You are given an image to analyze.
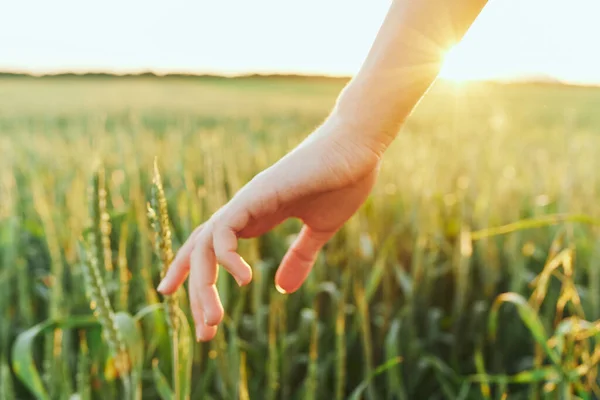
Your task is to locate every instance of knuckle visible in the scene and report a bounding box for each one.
[206,308,224,326]
[211,227,229,255]
[290,246,314,265]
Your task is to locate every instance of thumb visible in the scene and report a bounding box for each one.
[275,225,334,294]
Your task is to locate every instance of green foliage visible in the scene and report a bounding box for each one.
[3,76,600,398]
[11,317,99,400]
[152,359,174,400]
[1,358,16,400]
[148,161,194,400]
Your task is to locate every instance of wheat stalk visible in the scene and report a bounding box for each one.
[117,221,130,311]
[81,166,131,396]
[148,159,181,398]
[98,167,114,273]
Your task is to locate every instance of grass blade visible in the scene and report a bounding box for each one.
[152,359,175,400]
[11,317,98,400]
[1,358,16,400]
[489,293,561,367]
[348,357,403,400]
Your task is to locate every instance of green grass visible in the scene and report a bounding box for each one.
[2,75,600,399]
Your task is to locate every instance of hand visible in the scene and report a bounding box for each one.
[156,0,486,342]
[157,114,383,341]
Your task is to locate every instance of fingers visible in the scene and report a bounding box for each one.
[275,226,334,294]
[213,226,253,287]
[191,234,224,327]
[157,197,260,339]
[195,309,218,341]
[189,267,217,341]
[157,224,203,294]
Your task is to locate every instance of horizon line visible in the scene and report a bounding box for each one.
[1,69,599,89]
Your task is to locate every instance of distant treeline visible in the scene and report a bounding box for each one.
[0,71,351,82]
[1,71,597,89]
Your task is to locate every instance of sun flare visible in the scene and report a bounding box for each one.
[439,44,479,83]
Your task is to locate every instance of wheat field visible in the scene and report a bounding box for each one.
[2,75,600,399]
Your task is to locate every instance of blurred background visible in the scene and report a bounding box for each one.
[3,1,600,399]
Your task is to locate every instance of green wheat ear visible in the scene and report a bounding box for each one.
[148,158,193,400]
[98,166,114,273]
[148,158,179,330]
[149,159,175,280]
[81,165,131,394]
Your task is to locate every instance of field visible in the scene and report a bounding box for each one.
[2,75,600,399]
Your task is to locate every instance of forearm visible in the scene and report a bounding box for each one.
[334,0,487,148]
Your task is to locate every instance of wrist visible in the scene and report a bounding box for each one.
[328,80,401,153]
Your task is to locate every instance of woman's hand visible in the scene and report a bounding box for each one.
[157,114,383,341]
[157,0,487,341]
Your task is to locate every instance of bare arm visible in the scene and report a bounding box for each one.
[335,0,487,148]
[158,0,488,341]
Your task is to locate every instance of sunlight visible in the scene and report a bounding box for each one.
[439,44,479,83]
[2,0,600,84]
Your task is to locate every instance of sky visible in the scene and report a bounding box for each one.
[1,0,600,85]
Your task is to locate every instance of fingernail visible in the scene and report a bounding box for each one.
[275,283,287,294]
[157,280,168,293]
[235,277,243,287]
[204,315,209,325]
[195,327,202,342]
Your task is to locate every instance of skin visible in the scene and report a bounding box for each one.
[158,0,489,341]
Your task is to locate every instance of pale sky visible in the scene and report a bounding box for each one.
[1,0,600,84]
